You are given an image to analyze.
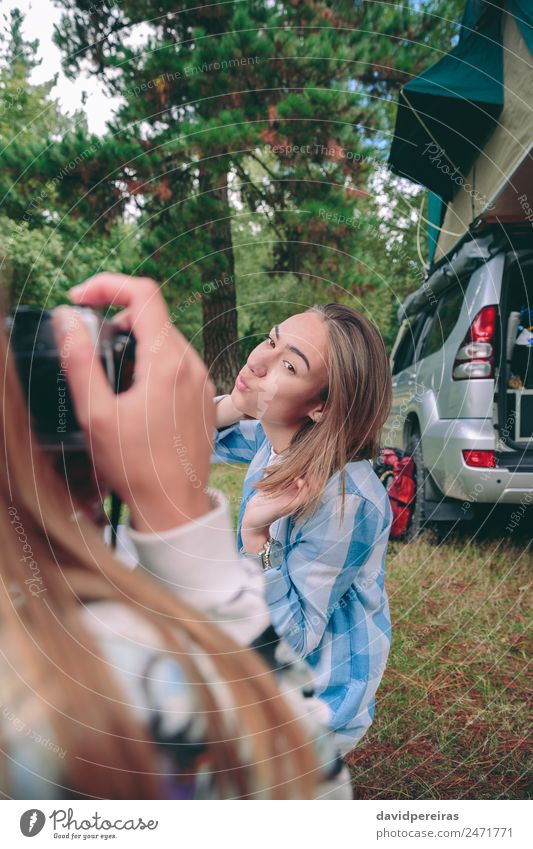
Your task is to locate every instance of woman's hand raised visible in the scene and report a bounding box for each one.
[53,273,214,533]
[241,478,310,554]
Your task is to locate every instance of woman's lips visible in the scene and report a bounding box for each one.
[235,372,249,391]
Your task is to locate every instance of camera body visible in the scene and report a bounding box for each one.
[6,305,135,451]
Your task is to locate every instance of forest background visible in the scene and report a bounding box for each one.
[0,0,465,392]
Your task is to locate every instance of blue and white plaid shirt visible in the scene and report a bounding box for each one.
[212,405,392,751]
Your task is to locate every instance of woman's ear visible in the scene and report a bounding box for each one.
[309,403,325,423]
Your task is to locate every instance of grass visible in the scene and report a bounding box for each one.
[209,462,532,800]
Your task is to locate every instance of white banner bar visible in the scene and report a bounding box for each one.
[2,799,530,848]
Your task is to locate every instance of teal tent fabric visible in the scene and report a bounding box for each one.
[509,0,533,53]
[388,1,504,200]
[427,192,444,266]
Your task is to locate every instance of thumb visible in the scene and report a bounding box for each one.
[53,307,114,430]
[289,478,306,504]
[294,477,312,503]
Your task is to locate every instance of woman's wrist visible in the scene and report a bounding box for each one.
[241,527,270,555]
[215,393,248,428]
[129,489,212,533]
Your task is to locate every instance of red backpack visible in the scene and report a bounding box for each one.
[374,448,416,539]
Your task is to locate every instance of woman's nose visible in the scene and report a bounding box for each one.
[247,360,266,377]
[247,353,267,379]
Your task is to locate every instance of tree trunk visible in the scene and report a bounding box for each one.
[0,261,15,311]
[198,167,241,394]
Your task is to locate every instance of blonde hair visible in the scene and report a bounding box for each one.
[0,322,317,799]
[254,303,392,523]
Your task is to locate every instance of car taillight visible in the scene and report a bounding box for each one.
[453,305,497,380]
[463,449,497,468]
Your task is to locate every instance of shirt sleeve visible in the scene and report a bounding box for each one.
[211,394,264,464]
[263,493,385,658]
[126,487,270,645]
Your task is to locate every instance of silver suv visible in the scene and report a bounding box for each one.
[383,230,533,537]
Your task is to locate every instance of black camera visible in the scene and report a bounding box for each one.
[6,305,135,451]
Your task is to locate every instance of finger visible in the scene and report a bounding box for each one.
[291,479,312,506]
[111,308,133,332]
[53,306,114,431]
[67,274,183,377]
[294,478,311,496]
[69,273,159,311]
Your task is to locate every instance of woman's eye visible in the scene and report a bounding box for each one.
[265,336,295,373]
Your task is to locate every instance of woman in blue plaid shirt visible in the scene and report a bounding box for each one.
[213,303,393,753]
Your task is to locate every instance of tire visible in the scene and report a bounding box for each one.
[405,431,427,541]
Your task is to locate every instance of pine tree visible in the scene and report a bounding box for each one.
[0,9,141,307]
[53,0,462,390]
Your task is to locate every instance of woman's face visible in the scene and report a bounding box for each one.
[230,311,329,426]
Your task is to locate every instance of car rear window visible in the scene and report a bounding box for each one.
[392,313,427,374]
[422,287,464,357]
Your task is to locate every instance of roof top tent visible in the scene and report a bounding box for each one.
[388,1,533,458]
[388,0,533,265]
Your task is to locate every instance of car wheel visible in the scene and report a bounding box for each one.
[405,431,427,541]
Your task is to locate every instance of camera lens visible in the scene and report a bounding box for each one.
[6,306,135,451]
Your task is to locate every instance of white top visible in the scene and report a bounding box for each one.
[126,488,270,645]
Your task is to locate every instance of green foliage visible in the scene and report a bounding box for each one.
[2,2,465,365]
[0,9,141,309]
[0,216,142,306]
[51,0,464,384]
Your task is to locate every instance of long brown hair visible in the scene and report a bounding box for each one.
[254,303,392,524]
[0,323,317,799]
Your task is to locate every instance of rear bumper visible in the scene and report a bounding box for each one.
[422,419,533,504]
